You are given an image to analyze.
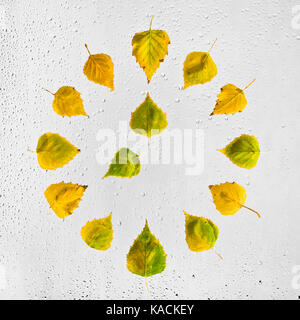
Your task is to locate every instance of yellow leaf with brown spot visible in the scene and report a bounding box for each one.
[211,79,256,115]
[44,86,87,117]
[44,182,87,219]
[83,44,114,91]
[81,213,113,250]
[36,133,80,170]
[132,17,170,83]
[209,182,261,218]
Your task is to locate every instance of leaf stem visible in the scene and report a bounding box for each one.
[213,248,223,260]
[46,207,51,215]
[27,149,35,153]
[149,16,154,30]
[241,204,261,218]
[85,43,91,56]
[243,78,256,91]
[42,88,54,95]
[145,277,150,294]
[208,38,218,53]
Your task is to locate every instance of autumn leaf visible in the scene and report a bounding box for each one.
[103,148,140,178]
[183,38,218,89]
[127,220,166,289]
[36,133,80,170]
[184,212,219,252]
[211,79,256,115]
[132,16,170,83]
[209,182,261,218]
[44,182,87,219]
[130,93,168,138]
[43,86,87,117]
[83,44,114,91]
[81,213,113,250]
[219,134,260,169]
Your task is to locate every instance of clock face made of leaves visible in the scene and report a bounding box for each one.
[30,17,261,291]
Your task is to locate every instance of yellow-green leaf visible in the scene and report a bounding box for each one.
[81,213,113,250]
[219,134,260,169]
[132,17,170,83]
[44,86,87,117]
[44,182,87,219]
[211,79,256,115]
[209,182,261,218]
[130,93,168,137]
[184,212,219,252]
[127,220,166,279]
[103,148,141,178]
[83,44,114,91]
[183,39,217,89]
[36,133,80,170]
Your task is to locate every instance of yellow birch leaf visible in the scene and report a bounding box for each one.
[211,79,256,115]
[184,212,219,252]
[183,39,218,89]
[209,182,261,218]
[132,16,170,83]
[44,86,87,117]
[127,220,167,289]
[83,44,114,91]
[130,93,168,137]
[81,213,113,250]
[36,133,80,170]
[44,182,87,219]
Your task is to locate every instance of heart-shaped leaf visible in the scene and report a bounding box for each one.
[44,182,87,219]
[81,213,113,250]
[209,182,261,218]
[83,44,114,91]
[36,133,80,170]
[219,134,260,169]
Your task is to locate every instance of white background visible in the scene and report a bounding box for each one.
[0,0,299,299]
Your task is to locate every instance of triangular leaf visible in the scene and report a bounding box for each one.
[209,182,260,218]
[127,220,166,279]
[36,133,80,170]
[130,93,168,137]
[219,134,260,169]
[183,39,217,89]
[83,44,114,91]
[211,79,256,115]
[44,182,87,219]
[184,212,219,252]
[44,86,87,117]
[81,213,113,250]
[103,148,141,178]
[132,17,170,83]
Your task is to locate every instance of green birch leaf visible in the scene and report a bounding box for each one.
[184,212,219,252]
[103,148,141,178]
[127,220,167,280]
[130,93,168,137]
[81,213,113,250]
[219,134,260,169]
